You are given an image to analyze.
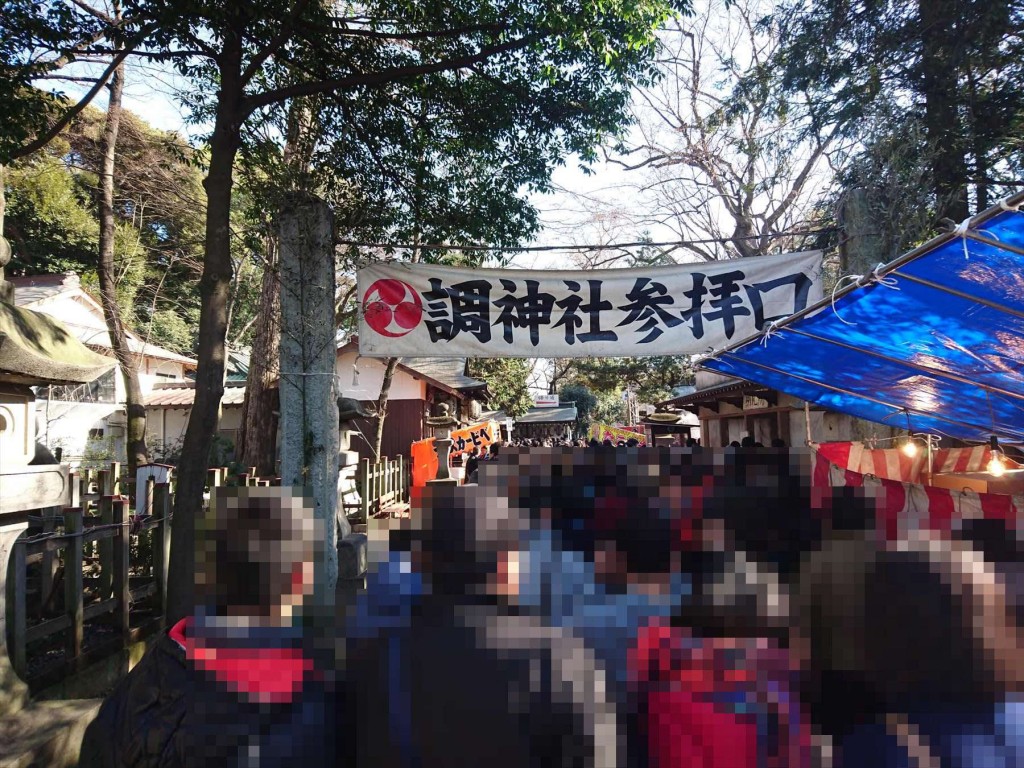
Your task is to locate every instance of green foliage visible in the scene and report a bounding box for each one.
[4,149,99,272]
[0,0,99,161]
[571,356,693,404]
[4,104,217,354]
[558,382,598,433]
[468,358,533,418]
[148,308,199,355]
[592,388,627,427]
[774,0,1024,215]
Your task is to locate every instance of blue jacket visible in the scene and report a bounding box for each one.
[840,697,1023,768]
[517,528,691,695]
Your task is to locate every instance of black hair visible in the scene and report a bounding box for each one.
[862,545,1007,709]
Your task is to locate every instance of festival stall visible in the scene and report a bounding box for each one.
[812,446,1022,540]
[698,192,1024,533]
[588,423,647,445]
[410,419,500,487]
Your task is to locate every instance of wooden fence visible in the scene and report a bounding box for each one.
[8,462,265,688]
[8,460,336,687]
[10,483,171,687]
[351,455,409,520]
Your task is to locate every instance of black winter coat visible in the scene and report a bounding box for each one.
[342,598,622,768]
[78,632,335,768]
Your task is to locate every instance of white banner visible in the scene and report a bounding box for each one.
[357,250,823,357]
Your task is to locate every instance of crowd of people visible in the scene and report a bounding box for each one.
[77,448,1021,767]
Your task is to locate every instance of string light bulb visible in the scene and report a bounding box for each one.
[987,454,1007,477]
[901,436,919,458]
[987,435,1007,477]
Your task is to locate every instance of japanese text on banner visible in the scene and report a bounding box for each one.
[357,250,823,357]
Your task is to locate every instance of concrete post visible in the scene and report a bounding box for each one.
[278,194,340,600]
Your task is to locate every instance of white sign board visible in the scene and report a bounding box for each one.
[534,394,560,408]
[357,251,823,358]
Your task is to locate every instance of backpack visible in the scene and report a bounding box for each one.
[630,621,814,768]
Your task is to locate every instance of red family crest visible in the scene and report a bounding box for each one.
[363,278,423,337]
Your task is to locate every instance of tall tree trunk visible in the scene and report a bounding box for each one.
[372,113,426,461]
[964,58,989,211]
[95,54,149,482]
[166,41,243,624]
[920,0,970,222]
[237,233,280,475]
[0,165,10,305]
[373,357,398,459]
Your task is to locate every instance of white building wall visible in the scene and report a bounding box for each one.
[38,399,124,465]
[147,407,243,461]
[26,294,192,465]
[336,348,426,401]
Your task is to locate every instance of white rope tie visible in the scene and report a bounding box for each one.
[952,217,973,259]
[869,264,900,290]
[998,197,1022,213]
[760,320,782,347]
[830,274,862,326]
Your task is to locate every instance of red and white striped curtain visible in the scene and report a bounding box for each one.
[812,442,1022,540]
[813,441,1019,483]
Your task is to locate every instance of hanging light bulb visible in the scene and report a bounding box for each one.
[901,436,919,458]
[987,435,1006,477]
[987,453,1007,477]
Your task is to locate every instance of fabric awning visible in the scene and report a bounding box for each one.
[701,192,1024,444]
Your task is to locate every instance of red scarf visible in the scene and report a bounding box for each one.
[169,617,314,705]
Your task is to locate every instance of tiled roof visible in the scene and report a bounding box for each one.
[9,273,69,305]
[11,273,197,366]
[657,379,769,408]
[514,405,578,424]
[338,338,486,393]
[146,382,246,408]
[398,357,487,391]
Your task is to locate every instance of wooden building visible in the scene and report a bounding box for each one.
[332,339,489,462]
[657,371,899,448]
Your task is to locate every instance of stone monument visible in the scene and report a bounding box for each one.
[336,397,371,586]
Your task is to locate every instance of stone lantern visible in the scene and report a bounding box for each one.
[0,237,114,714]
[425,403,459,486]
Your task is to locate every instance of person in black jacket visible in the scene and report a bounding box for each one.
[343,481,621,767]
[79,487,336,768]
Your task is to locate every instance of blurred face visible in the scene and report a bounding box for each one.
[593,541,629,587]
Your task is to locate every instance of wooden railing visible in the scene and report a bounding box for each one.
[10,483,172,687]
[351,455,409,520]
[9,462,294,687]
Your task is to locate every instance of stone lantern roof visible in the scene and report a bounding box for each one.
[0,237,114,386]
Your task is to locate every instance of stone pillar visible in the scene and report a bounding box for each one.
[840,187,887,276]
[278,194,340,600]
[337,429,361,529]
[0,517,30,715]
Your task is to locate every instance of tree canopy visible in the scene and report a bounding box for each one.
[468,358,533,419]
[775,0,1024,220]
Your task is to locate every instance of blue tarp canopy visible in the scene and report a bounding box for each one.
[702,192,1024,444]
